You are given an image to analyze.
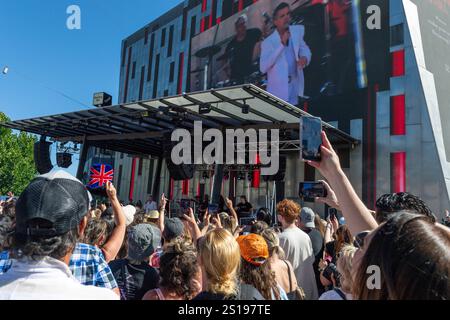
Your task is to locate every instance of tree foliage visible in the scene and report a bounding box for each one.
[0,112,37,195]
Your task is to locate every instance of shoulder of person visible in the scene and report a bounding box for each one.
[108,258,127,270]
[82,285,120,300]
[290,24,305,34]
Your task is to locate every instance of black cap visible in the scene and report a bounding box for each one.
[15,171,90,237]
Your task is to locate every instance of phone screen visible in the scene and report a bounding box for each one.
[299,182,327,202]
[300,116,322,161]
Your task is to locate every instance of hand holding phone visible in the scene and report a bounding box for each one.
[299,181,327,202]
[300,116,322,162]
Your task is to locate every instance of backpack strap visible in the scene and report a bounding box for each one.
[334,288,347,300]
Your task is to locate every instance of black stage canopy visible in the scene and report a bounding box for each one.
[1,85,359,156]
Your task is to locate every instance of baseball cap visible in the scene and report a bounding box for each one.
[146,210,160,220]
[15,170,89,237]
[236,233,269,266]
[163,217,184,241]
[127,223,161,261]
[235,14,248,25]
[122,205,136,226]
[300,207,315,228]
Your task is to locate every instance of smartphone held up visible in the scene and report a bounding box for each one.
[300,116,323,162]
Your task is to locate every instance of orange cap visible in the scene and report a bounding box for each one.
[236,233,269,266]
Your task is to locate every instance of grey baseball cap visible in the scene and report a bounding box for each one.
[300,207,315,228]
[127,223,161,261]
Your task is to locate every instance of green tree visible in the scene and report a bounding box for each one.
[0,112,37,195]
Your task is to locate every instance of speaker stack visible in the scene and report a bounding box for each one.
[34,139,53,174]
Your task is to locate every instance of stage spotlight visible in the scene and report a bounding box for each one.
[242,103,250,114]
[56,152,73,168]
[199,103,212,114]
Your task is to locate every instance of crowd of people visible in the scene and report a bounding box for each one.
[0,131,449,300]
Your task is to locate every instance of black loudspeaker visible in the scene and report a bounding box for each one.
[56,152,72,168]
[263,155,287,182]
[163,135,194,181]
[34,141,53,174]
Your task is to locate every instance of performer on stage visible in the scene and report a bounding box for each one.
[224,14,262,85]
[260,2,311,105]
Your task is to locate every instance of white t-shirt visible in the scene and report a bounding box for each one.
[144,201,158,212]
[319,288,352,300]
[0,257,119,300]
[279,226,318,300]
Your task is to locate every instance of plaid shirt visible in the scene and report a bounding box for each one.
[69,243,118,289]
[0,251,12,275]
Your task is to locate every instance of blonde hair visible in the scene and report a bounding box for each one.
[336,245,357,293]
[198,228,241,297]
[261,228,285,259]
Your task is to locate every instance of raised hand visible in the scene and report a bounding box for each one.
[105,181,117,200]
[316,180,340,210]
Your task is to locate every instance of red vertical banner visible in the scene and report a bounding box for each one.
[182,179,190,195]
[196,182,201,198]
[252,153,261,188]
[392,50,405,77]
[238,0,244,12]
[201,0,207,12]
[391,152,406,193]
[391,95,406,135]
[129,157,137,201]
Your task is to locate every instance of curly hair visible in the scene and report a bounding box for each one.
[159,238,199,300]
[240,259,281,300]
[276,199,300,225]
[375,192,436,224]
[10,219,79,261]
[82,218,108,247]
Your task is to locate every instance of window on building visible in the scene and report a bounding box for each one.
[163,89,169,97]
[161,28,166,47]
[169,62,175,82]
[190,16,197,38]
[181,8,188,41]
[147,33,155,82]
[139,65,145,101]
[144,28,148,45]
[131,61,136,79]
[152,54,160,98]
[391,23,404,47]
[168,25,174,57]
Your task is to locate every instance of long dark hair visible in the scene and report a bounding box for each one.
[353,211,450,300]
[240,259,281,300]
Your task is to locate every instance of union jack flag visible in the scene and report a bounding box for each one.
[88,164,114,189]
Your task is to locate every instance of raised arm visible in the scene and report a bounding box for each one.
[307,132,378,235]
[225,197,238,222]
[157,193,167,234]
[260,38,285,74]
[101,181,126,263]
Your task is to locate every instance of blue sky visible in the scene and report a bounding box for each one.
[0,0,182,176]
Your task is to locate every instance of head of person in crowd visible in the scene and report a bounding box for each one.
[237,233,281,300]
[197,228,241,299]
[353,211,450,300]
[0,215,13,251]
[83,219,108,247]
[315,214,326,238]
[135,200,143,210]
[336,245,357,296]
[218,212,236,235]
[298,207,316,231]
[250,221,269,235]
[276,199,300,229]
[2,201,15,220]
[256,208,272,226]
[375,192,436,224]
[240,195,248,204]
[9,171,90,263]
[163,217,185,243]
[261,228,285,259]
[127,223,161,264]
[334,225,353,257]
[235,14,248,39]
[154,238,200,300]
[144,210,160,225]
